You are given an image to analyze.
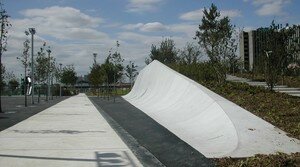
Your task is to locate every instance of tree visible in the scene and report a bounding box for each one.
[224,29,239,74]
[263,21,294,90]
[146,38,178,64]
[88,53,107,90]
[17,39,30,105]
[89,64,107,86]
[0,2,11,112]
[179,42,202,65]
[35,43,48,84]
[61,65,77,87]
[195,3,234,83]
[287,25,300,76]
[8,79,19,93]
[35,42,55,101]
[0,63,4,92]
[109,51,124,82]
[125,61,138,88]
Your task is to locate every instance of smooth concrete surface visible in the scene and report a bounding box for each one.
[123,60,300,158]
[0,94,142,167]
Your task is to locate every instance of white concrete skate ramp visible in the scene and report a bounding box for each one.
[123,60,300,158]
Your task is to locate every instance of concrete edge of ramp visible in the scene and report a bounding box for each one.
[123,60,300,158]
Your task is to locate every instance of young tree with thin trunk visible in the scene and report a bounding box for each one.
[125,61,138,88]
[195,3,234,83]
[17,39,30,106]
[0,2,11,112]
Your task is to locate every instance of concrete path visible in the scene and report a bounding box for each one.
[227,74,300,97]
[0,94,142,167]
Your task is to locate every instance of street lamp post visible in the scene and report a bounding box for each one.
[46,47,51,101]
[29,28,35,104]
[51,59,55,100]
[59,63,62,97]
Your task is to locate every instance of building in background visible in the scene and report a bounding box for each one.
[239,31,255,71]
[239,25,300,72]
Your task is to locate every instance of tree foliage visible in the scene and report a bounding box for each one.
[0,2,11,112]
[88,55,107,87]
[61,65,77,86]
[19,39,30,71]
[107,51,124,83]
[262,21,295,90]
[35,43,56,84]
[195,3,235,83]
[179,42,202,65]
[125,61,138,87]
[8,79,19,92]
[35,43,47,83]
[146,38,178,64]
[0,63,4,91]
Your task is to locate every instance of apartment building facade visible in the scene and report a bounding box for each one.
[239,25,300,72]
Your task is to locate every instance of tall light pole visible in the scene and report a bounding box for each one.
[59,63,62,97]
[113,41,120,103]
[29,28,35,104]
[92,53,98,96]
[46,47,51,101]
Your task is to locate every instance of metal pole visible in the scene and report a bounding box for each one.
[51,73,53,100]
[24,67,27,107]
[29,28,35,104]
[130,61,132,89]
[59,63,62,97]
[47,49,51,101]
[113,72,115,103]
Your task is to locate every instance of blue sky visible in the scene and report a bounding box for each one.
[3,0,300,76]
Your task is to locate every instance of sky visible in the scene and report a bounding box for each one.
[3,0,300,77]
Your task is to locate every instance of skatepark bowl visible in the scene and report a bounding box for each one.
[123,60,300,158]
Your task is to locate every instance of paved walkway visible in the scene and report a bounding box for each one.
[227,74,300,97]
[0,94,142,167]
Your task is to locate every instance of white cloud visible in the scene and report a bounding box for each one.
[169,23,198,38]
[126,0,164,13]
[5,6,115,76]
[221,10,242,18]
[179,9,204,21]
[123,22,168,32]
[122,23,144,30]
[140,22,168,32]
[5,5,199,77]
[180,8,242,21]
[21,6,102,28]
[253,0,291,16]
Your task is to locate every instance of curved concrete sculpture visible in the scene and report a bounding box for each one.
[123,60,300,158]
